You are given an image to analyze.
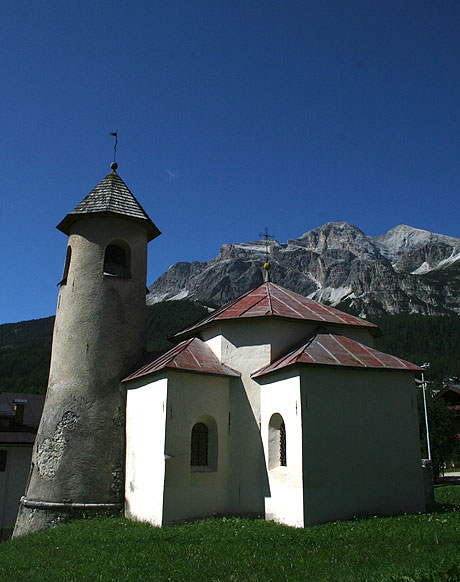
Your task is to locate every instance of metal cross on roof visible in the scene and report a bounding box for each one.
[258,227,275,261]
[258,227,275,282]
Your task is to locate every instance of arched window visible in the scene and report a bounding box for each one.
[268,413,287,469]
[58,245,72,286]
[191,422,208,467]
[103,242,131,278]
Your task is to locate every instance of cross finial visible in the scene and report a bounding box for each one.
[258,227,275,282]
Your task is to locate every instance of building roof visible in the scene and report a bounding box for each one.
[434,384,460,402]
[123,338,240,383]
[57,169,161,241]
[174,282,379,340]
[252,331,421,378]
[0,392,45,444]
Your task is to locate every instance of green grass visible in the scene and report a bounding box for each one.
[3,488,460,582]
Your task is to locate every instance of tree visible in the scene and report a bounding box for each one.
[417,381,460,481]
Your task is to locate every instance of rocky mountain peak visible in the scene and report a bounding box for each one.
[147,222,460,317]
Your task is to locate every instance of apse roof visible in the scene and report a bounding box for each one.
[57,169,161,241]
[252,331,421,378]
[123,337,240,383]
[174,282,379,339]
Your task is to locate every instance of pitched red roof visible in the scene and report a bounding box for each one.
[174,282,379,339]
[123,338,240,383]
[252,332,421,378]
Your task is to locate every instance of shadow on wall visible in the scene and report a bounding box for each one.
[229,376,271,514]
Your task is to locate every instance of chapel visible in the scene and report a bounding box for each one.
[14,166,425,536]
[124,279,425,527]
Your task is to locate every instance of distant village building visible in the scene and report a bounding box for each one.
[0,392,44,535]
[15,166,425,536]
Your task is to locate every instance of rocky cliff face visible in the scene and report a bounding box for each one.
[147,222,460,316]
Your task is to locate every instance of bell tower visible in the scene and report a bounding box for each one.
[14,163,160,536]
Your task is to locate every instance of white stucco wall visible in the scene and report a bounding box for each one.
[260,375,304,527]
[202,322,271,515]
[0,445,33,529]
[300,367,425,525]
[125,376,168,526]
[126,371,233,526]
[162,371,231,524]
[201,317,376,519]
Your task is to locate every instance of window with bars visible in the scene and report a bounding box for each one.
[280,421,287,466]
[191,422,208,466]
[268,413,287,469]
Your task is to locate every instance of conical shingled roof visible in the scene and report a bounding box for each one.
[123,337,240,383]
[252,331,421,378]
[57,170,160,241]
[174,282,379,340]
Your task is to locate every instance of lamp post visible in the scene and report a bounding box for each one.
[420,362,431,461]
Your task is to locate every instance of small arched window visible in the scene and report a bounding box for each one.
[58,245,72,286]
[103,242,131,278]
[268,413,287,469]
[191,422,208,467]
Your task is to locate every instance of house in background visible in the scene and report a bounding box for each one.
[124,281,426,528]
[435,381,460,406]
[0,392,44,535]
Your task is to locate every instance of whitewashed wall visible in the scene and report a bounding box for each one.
[202,321,270,515]
[162,371,231,524]
[0,445,33,529]
[125,376,168,526]
[261,375,304,527]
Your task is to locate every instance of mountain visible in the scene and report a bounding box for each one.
[147,222,460,316]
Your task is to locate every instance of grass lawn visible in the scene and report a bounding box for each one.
[3,487,460,582]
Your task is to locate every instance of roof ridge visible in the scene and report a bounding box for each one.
[253,330,420,378]
[251,328,319,377]
[106,171,117,209]
[174,281,379,341]
[173,283,265,338]
[123,337,240,382]
[266,282,274,314]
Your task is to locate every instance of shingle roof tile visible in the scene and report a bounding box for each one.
[57,170,160,241]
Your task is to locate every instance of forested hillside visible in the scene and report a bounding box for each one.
[0,316,54,393]
[0,303,458,394]
[373,314,460,382]
[0,301,211,394]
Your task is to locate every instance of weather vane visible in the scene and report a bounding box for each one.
[258,227,275,281]
[110,131,118,168]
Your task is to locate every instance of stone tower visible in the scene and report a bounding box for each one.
[14,164,160,536]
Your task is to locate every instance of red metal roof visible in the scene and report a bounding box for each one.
[252,332,421,378]
[175,282,379,339]
[123,338,240,383]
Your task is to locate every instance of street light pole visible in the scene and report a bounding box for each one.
[421,362,431,461]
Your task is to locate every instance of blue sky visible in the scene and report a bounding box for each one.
[1,1,459,323]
